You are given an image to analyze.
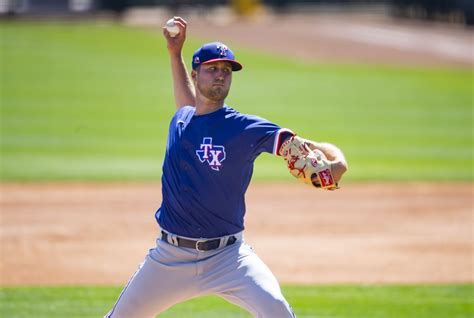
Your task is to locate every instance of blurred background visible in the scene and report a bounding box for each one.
[1,0,473,26]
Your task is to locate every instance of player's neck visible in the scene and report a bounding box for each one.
[195,96,225,116]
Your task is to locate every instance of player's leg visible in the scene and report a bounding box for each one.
[105,240,198,318]
[201,242,295,318]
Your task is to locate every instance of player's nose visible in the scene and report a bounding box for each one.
[214,73,225,82]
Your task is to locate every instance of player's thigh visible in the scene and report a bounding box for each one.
[105,247,196,318]
[215,243,295,317]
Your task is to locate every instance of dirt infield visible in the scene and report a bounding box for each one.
[1,182,472,286]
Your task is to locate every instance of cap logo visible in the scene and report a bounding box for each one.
[216,45,228,57]
[194,56,200,64]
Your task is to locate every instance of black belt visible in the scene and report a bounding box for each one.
[161,231,237,252]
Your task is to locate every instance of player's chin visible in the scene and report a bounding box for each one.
[207,87,230,101]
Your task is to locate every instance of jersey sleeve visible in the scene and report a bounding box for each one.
[166,106,195,151]
[243,115,294,158]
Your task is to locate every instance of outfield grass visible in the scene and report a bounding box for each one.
[0,285,472,318]
[1,21,472,181]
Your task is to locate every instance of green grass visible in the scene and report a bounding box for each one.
[1,21,472,181]
[0,285,472,318]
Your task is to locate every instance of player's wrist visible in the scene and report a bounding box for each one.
[167,49,183,58]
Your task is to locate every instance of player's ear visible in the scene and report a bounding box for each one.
[191,69,197,80]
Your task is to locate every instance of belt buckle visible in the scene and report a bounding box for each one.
[195,239,207,252]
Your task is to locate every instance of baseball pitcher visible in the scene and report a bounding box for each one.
[105,16,348,318]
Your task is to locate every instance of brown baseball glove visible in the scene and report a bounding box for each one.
[279,136,338,190]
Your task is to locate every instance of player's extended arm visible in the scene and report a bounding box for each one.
[163,17,195,110]
[303,140,348,184]
[279,135,348,189]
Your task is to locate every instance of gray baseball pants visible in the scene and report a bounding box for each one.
[105,232,295,317]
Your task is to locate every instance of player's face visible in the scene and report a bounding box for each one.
[195,61,233,102]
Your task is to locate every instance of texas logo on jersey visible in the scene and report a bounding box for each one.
[195,137,226,171]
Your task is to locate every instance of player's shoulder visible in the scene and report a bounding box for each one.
[223,105,270,124]
[173,106,195,121]
[176,105,195,116]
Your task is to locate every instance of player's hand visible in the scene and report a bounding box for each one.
[163,16,188,55]
[279,136,340,190]
[300,138,348,185]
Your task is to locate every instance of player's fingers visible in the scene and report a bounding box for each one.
[173,21,187,37]
[174,16,187,27]
[173,17,187,36]
[173,21,185,31]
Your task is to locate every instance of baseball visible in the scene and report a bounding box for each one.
[165,18,180,37]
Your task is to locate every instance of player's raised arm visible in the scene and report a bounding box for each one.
[163,17,195,110]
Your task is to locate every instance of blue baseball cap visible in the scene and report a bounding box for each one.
[192,42,243,71]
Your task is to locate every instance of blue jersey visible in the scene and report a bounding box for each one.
[156,105,292,238]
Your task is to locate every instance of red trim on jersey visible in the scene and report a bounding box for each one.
[273,128,295,156]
